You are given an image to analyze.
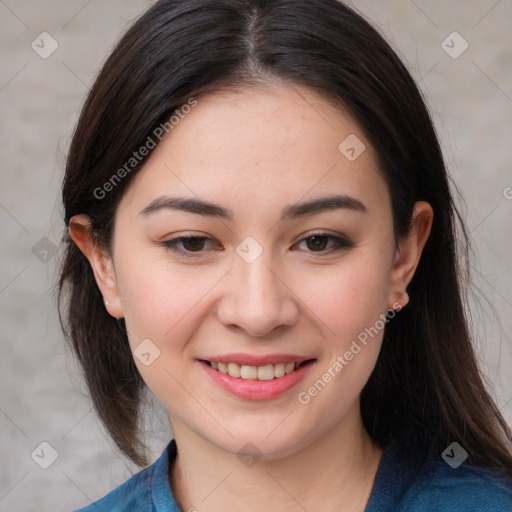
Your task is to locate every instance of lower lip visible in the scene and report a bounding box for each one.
[198,360,316,400]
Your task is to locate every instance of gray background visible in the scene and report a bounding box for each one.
[1,1,511,511]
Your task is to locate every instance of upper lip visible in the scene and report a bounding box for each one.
[199,353,315,366]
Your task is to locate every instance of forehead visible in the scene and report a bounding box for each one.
[119,84,389,220]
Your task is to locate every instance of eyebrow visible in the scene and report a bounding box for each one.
[139,194,367,221]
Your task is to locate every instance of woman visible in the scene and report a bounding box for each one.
[58,0,512,510]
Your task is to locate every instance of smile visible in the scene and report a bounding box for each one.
[205,360,309,380]
[198,358,317,400]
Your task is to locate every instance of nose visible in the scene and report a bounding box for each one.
[215,247,299,337]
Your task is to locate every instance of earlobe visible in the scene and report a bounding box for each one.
[387,201,433,310]
[68,214,124,319]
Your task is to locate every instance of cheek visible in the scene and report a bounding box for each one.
[117,252,214,343]
[299,254,391,343]
[116,261,214,408]
[294,260,389,429]
[114,256,230,395]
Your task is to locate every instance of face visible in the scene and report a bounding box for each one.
[72,83,431,460]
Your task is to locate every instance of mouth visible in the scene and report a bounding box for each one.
[197,357,317,400]
[200,359,316,381]
[196,353,317,401]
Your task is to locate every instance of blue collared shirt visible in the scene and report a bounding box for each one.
[74,437,512,511]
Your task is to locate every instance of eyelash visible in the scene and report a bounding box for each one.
[161,232,354,258]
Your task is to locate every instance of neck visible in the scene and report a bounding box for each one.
[169,401,383,512]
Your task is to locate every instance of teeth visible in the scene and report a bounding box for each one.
[209,361,302,380]
[240,365,258,379]
[274,363,286,378]
[257,364,275,381]
[227,363,241,378]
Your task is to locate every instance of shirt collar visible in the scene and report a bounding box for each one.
[151,438,181,511]
[150,436,426,512]
[364,437,427,511]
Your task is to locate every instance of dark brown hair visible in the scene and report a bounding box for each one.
[58,0,512,480]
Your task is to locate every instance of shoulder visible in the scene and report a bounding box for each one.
[399,458,512,511]
[368,437,512,512]
[72,440,180,512]
[73,463,155,512]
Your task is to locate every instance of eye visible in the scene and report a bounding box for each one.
[294,232,354,254]
[161,232,354,258]
[162,235,220,257]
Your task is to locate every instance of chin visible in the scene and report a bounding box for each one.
[207,422,317,462]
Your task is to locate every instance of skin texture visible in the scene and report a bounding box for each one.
[69,84,433,511]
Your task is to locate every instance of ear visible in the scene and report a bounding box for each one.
[387,201,433,310]
[68,214,124,319]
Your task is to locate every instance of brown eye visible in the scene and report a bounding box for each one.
[295,233,354,254]
[179,237,206,252]
[305,235,329,251]
[162,236,220,256]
